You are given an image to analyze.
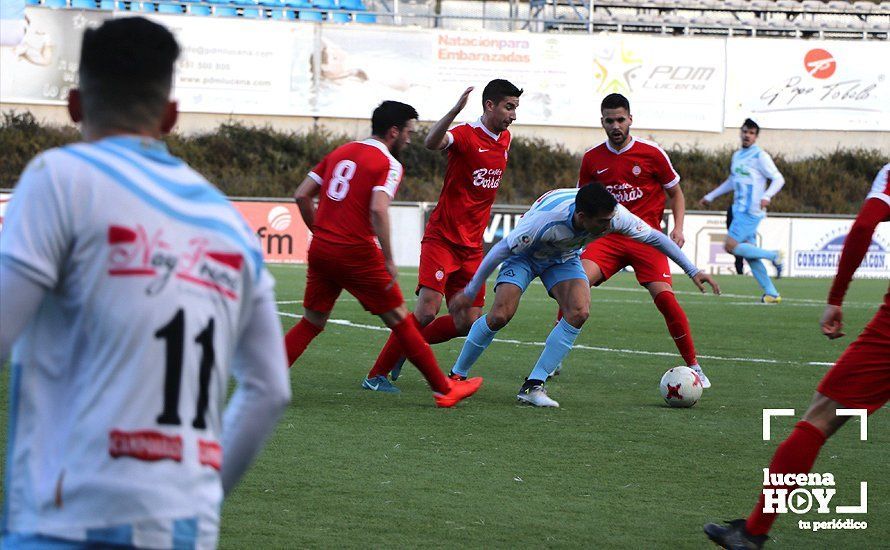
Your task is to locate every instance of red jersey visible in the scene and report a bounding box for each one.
[578,137,679,229]
[308,139,402,247]
[424,118,511,248]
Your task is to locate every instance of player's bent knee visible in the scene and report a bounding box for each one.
[801,392,849,438]
[563,308,589,328]
[487,309,514,331]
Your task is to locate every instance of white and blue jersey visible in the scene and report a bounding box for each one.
[464,188,699,295]
[705,145,785,218]
[0,136,289,548]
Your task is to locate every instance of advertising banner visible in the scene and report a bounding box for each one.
[232,201,310,264]
[790,218,890,278]
[725,39,890,131]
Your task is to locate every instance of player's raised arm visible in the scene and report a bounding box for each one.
[611,205,720,295]
[424,86,474,150]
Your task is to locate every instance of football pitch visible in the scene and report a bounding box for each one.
[2,267,887,548]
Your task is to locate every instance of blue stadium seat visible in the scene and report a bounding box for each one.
[213,4,237,15]
[188,3,211,14]
[258,0,282,5]
[312,0,334,8]
[354,12,375,23]
[283,0,309,6]
[71,0,96,8]
[158,2,183,12]
[269,7,295,19]
[297,9,322,20]
[329,11,349,22]
[44,0,68,8]
[99,0,115,9]
[338,0,364,10]
[241,6,262,17]
[137,2,156,11]
[26,0,41,5]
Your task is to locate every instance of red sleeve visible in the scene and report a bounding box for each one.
[577,152,592,188]
[827,197,890,306]
[308,155,328,185]
[447,124,468,154]
[650,145,680,187]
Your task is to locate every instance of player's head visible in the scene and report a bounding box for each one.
[574,183,618,234]
[740,118,760,148]
[600,93,632,149]
[68,17,180,140]
[481,79,522,133]
[371,100,418,157]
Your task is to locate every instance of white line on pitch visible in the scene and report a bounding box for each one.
[277,312,834,368]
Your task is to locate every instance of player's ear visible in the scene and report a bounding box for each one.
[67,88,83,124]
[483,98,494,113]
[160,100,179,135]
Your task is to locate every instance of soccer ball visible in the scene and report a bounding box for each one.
[659,366,703,408]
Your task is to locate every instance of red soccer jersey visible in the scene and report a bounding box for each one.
[308,139,402,247]
[424,118,511,248]
[578,137,680,229]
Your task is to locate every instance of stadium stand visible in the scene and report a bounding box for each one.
[23,0,890,37]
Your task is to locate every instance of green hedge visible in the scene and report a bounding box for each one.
[2,111,885,214]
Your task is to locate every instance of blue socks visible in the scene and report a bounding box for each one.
[528,319,581,382]
[451,316,497,377]
[748,259,779,297]
[733,243,777,262]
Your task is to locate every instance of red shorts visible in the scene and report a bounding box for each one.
[303,239,404,316]
[817,298,890,415]
[416,237,486,307]
[581,233,673,286]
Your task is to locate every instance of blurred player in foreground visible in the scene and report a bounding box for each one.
[704,163,890,549]
[0,17,291,548]
[449,185,720,407]
[573,93,711,387]
[364,80,522,391]
[700,118,786,303]
[284,100,483,408]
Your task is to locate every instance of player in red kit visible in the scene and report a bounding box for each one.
[364,79,523,389]
[569,93,711,387]
[282,101,483,408]
[703,163,890,549]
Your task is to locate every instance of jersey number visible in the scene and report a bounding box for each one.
[327,160,356,201]
[155,309,215,430]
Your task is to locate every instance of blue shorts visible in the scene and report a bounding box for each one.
[728,210,763,243]
[495,255,588,294]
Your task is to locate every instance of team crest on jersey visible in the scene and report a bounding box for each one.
[435,269,445,281]
[632,165,642,176]
[107,224,243,300]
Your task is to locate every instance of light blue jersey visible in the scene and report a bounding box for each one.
[463,188,699,298]
[704,145,785,217]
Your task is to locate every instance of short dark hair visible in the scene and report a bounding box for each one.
[575,184,618,217]
[78,17,180,133]
[482,79,523,107]
[371,101,418,137]
[601,93,630,113]
[742,118,760,135]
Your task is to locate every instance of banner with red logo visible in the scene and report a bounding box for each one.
[231,200,310,263]
[724,39,890,131]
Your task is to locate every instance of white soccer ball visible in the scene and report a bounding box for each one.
[659,366,703,408]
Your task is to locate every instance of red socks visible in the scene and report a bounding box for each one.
[368,315,460,378]
[653,291,697,366]
[284,318,323,367]
[746,421,827,536]
[390,315,451,394]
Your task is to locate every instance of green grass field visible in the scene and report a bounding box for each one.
[2,267,887,548]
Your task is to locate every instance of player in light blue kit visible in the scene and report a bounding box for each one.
[448,184,720,407]
[700,119,787,303]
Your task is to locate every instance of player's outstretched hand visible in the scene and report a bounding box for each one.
[452,86,474,114]
[692,272,720,295]
[448,290,473,316]
[820,304,845,339]
[670,227,685,248]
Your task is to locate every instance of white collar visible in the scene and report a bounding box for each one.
[470,117,500,141]
[606,136,635,155]
[361,138,395,159]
